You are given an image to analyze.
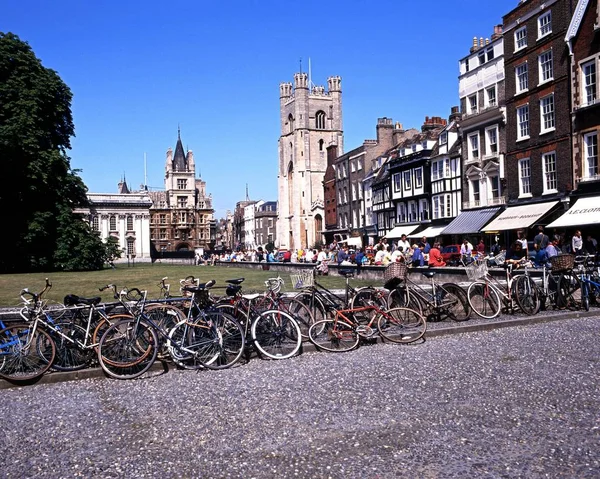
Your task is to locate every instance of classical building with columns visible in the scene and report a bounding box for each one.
[277,72,343,250]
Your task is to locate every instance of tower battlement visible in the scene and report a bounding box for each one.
[279,82,293,99]
[327,76,341,92]
[294,72,308,89]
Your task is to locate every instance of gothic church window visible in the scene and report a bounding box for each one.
[316,111,326,130]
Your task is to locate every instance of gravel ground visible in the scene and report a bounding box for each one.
[1,316,599,478]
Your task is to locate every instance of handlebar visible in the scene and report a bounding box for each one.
[20,278,52,306]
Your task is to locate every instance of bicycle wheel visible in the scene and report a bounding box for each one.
[251,310,301,359]
[467,281,501,319]
[387,286,423,315]
[277,297,315,340]
[514,275,540,315]
[439,283,471,321]
[293,291,327,323]
[581,281,590,312]
[144,304,186,355]
[98,319,158,379]
[350,287,388,326]
[308,319,359,353]
[377,307,427,344]
[0,323,55,382]
[558,273,582,311]
[91,314,132,352]
[51,322,95,371]
[170,311,245,370]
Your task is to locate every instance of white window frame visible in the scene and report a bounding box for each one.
[469,94,478,113]
[468,133,479,160]
[519,158,532,197]
[471,178,480,204]
[584,131,598,179]
[415,167,423,188]
[393,173,401,192]
[582,59,597,107]
[419,199,429,221]
[516,63,529,94]
[538,11,552,39]
[398,203,407,223]
[489,175,501,200]
[517,104,530,141]
[542,152,558,194]
[539,50,554,84]
[540,94,555,133]
[403,171,412,190]
[92,216,99,231]
[351,161,356,173]
[486,86,497,107]
[357,158,363,171]
[515,26,527,51]
[439,132,447,145]
[485,126,498,156]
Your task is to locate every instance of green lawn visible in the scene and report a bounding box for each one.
[0,264,377,307]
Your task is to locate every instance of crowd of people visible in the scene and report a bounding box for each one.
[196,228,598,271]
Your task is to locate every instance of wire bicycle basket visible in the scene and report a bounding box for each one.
[466,259,489,281]
[290,271,314,289]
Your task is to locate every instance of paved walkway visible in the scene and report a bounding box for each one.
[1,315,599,478]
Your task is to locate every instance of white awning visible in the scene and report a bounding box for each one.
[482,201,559,232]
[546,196,600,228]
[384,225,419,239]
[408,225,447,238]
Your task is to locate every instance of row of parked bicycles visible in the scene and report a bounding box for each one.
[0,270,426,383]
[1,251,596,384]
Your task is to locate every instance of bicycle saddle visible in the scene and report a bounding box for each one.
[421,271,436,279]
[339,268,355,278]
[182,279,216,293]
[226,278,245,285]
[64,294,102,306]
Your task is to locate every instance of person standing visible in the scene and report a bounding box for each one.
[584,235,597,255]
[398,234,411,253]
[572,230,583,256]
[533,226,549,251]
[517,230,528,257]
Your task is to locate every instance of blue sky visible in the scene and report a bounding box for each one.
[3,0,515,218]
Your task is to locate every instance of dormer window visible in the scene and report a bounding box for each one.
[440,132,447,145]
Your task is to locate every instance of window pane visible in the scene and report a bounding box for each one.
[583,61,597,105]
[541,95,555,131]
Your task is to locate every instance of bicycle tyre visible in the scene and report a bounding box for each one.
[98,319,158,380]
[439,283,471,321]
[144,303,186,355]
[350,287,388,326]
[293,291,327,323]
[277,297,315,340]
[467,281,501,319]
[308,319,359,353]
[376,307,427,344]
[387,286,423,315]
[51,322,95,371]
[514,275,540,315]
[251,310,301,360]
[0,323,56,382]
[558,273,582,311]
[91,314,132,353]
[173,310,246,370]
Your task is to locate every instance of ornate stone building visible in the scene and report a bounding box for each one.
[148,132,214,252]
[277,72,343,250]
[79,179,153,262]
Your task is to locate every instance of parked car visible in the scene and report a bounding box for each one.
[276,250,292,262]
[440,244,462,266]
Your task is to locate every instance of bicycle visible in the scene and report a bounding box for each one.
[215,280,303,360]
[307,299,426,353]
[98,281,244,379]
[292,267,388,327]
[467,259,538,319]
[573,254,599,311]
[385,262,471,322]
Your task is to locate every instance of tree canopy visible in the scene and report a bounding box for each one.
[0,32,107,272]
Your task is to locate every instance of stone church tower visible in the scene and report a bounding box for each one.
[277,72,343,250]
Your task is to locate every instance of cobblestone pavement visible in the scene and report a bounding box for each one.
[1,316,599,478]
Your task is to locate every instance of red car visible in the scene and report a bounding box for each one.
[276,250,292,262]
[440,244,462,266]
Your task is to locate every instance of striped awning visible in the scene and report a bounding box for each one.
[441,207,502,235]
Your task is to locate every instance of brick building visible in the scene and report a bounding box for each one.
[488,0,575,235]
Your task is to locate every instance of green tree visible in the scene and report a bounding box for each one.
[0,32,106,272]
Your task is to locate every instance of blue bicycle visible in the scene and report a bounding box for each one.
[575,255,600,311]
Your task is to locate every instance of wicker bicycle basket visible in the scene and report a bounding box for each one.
[384,262,408,282]
[466,259,488,281]
[290,271,314,289]
[550,254,575,272]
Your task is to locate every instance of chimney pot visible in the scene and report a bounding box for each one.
[479,37,484,47]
